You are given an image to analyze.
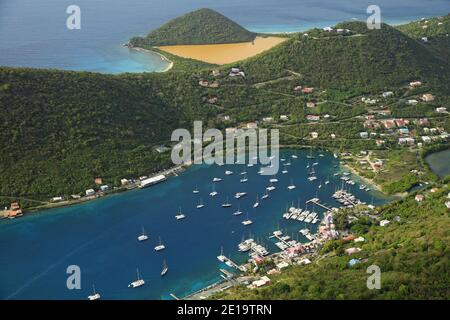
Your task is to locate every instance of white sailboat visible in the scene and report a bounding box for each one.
[225,170,233,175]
[137,227,149,242]
[253,195,260,208]
[261,190,269,200]
[233,205,243,216]
[325,176,330,185]
[222,196,232,208]
[240,174,248,183]
[242,213,253,226]
[282,164,288,174]
[196,198,204,209]
[209,184,218,197]
[193,186,199,194]
[161,260,168,276]
[266,182,276,192]
[235,192,247,199]
[154,237,166,251]
[213,177,222,182]
[87,284,101,300]
[175,206,186,220]
[269,176,278,183]
[288,179,296,190]
[217,246,226,262]
[128,268,145,288]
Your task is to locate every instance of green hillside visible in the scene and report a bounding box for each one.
[129,8,256,47]
[0,68,211,202]
[233,21,450,93]
[397,14,450,61]
[397,14,450,38]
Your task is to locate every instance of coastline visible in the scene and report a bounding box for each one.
[3,146,391,220]
[128,46,174,72]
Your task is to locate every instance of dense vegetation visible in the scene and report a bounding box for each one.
[232,22,450,94]
[214,186,450,299]
[0,68,213,203]
[129,8,256,47]
[0,14,449,207]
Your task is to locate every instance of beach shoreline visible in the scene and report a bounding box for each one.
[128,46,174,72]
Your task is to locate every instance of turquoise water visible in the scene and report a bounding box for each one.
[0,0,448,73]
[0,150,391,300]
[426,149,450,178]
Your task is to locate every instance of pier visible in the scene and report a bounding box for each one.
[306,198,332,211]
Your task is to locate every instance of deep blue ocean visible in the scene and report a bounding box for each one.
[0,150,392,299]
[0,0,449,73]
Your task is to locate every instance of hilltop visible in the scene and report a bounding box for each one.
[129,8,256,47]
[233,21,450,93]
[397,14,450,61]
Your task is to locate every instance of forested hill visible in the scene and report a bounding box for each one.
[0,68,211,201]
[396,14,450,62]
[129,8,256,47]
[232,21,450,93]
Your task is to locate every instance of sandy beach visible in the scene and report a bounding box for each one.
[130,47,174,72]
[157,36,287,65]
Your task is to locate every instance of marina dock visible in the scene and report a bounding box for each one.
[306,198,332,211]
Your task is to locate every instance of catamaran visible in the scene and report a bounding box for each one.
[154,237,166,251]
[161,260,168,276]
[213,177,222,182]
[137,227,149,242]
[242,213,253,226]
[87,284,101,300]
[217,246,226,262]
[196,198,204,209]
[266,182,276,192]
[288,179,296,190]
[128,268,145,288]
[222,196,232,208]
[175,207,186,220]
[238,238,254,252]
[253,195,260,208]
[209,184,218,197]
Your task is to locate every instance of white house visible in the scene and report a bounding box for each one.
[100,185,109,192]
[380,219,390,227]
[85,189,95,196]
[310,132,319,139]
[436,107,447,113]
